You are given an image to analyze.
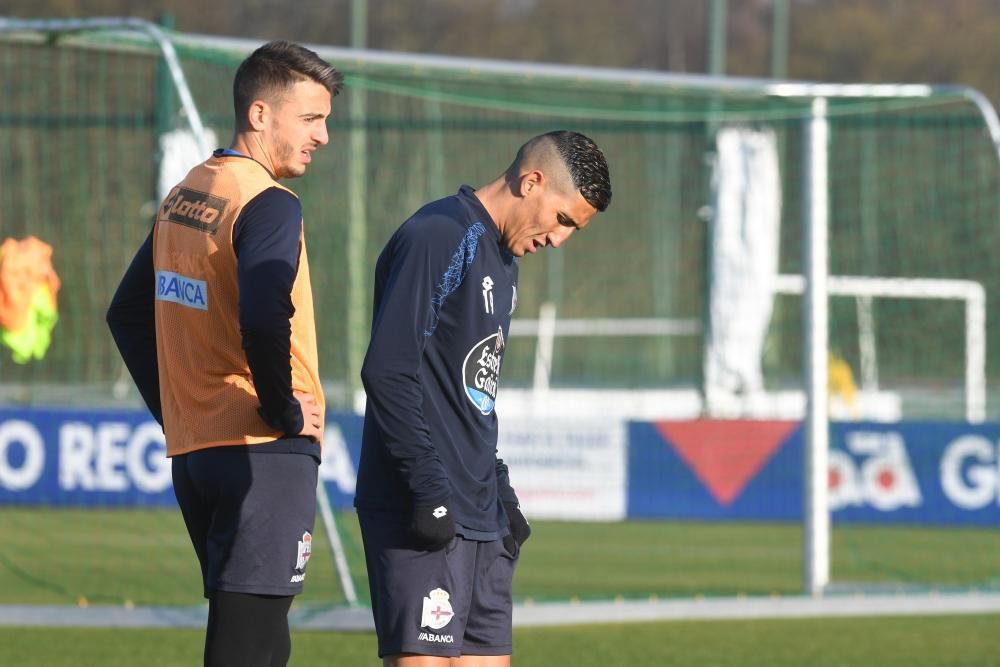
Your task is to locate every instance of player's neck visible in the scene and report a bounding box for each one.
[229,133,280,179]
[473,177,510,237]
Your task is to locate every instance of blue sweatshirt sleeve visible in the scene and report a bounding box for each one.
[234,187,305,436]
[360,220,460,507]
[106,229,163,425]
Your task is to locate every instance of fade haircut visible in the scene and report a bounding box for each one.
[233,40,344,131]
[507,131,612,212]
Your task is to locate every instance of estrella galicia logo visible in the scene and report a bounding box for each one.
[155,270,208,311]
[462,328,505,415]
[161,187,228,234]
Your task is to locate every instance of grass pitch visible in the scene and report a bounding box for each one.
[2,508,998,665]
[1,615,999,666]
[1,508,997,606]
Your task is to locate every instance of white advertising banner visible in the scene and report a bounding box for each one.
[497,418,626,521]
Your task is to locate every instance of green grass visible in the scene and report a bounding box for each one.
[1,615,999,666]
[1,509,998,606]
[0,508,350,606]
[2,509,999,665]
[517,520,1000,600]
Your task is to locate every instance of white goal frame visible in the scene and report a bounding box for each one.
[511,272,985,424]
[772,274,986,424]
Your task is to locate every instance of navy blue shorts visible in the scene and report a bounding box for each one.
[172,443,319,598]
[359,510,518,658]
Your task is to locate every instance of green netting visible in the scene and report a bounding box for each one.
[1,29,998,419]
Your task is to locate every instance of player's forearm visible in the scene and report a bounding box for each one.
[242,322,302,435]
[495,457,519,505]
[361,362,452,505]
[234,187,304,436]
[107,231,163,424]
[108,322,162,425]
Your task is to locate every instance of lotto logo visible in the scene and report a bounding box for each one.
[162,187,228,234]
[482,276,494,315]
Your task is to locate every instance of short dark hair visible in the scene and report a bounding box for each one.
[545,131,612,212]
[233,40,343,131]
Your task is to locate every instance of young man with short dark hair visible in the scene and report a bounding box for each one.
[107,41,342,666]
[357,131,612,666]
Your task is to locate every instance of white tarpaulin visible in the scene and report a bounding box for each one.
[497,418,626,521]
[704,126,781,413]
[158,126,217,204]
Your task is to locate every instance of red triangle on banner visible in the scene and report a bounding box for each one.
[655,420,798,506]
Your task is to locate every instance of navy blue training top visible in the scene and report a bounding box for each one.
[355,185,520,539]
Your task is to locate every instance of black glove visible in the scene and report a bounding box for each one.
[502,501,531,557]
[409,503,456,551]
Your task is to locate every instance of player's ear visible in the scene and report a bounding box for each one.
[246,99,268,132]
[519,169,543,197]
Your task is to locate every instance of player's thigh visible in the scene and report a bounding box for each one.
[224,450,319,594]
[462,538,516,657]
[187,447,319,596]
[171,454,211,560]
[360,511,476,658]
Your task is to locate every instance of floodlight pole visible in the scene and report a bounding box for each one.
[707,0,727,76]
[347,0,369,399]
[770,0,790,79]
[803,96,830,595]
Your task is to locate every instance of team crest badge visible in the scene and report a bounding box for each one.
[295,531,312,570]
[421,588,454,630]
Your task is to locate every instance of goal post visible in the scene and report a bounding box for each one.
[803,96,831,594]
[793,91,997,594]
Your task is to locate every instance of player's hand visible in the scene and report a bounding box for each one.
[294,390,323,443]
[502,501,531,557]
[409,503,456,551]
